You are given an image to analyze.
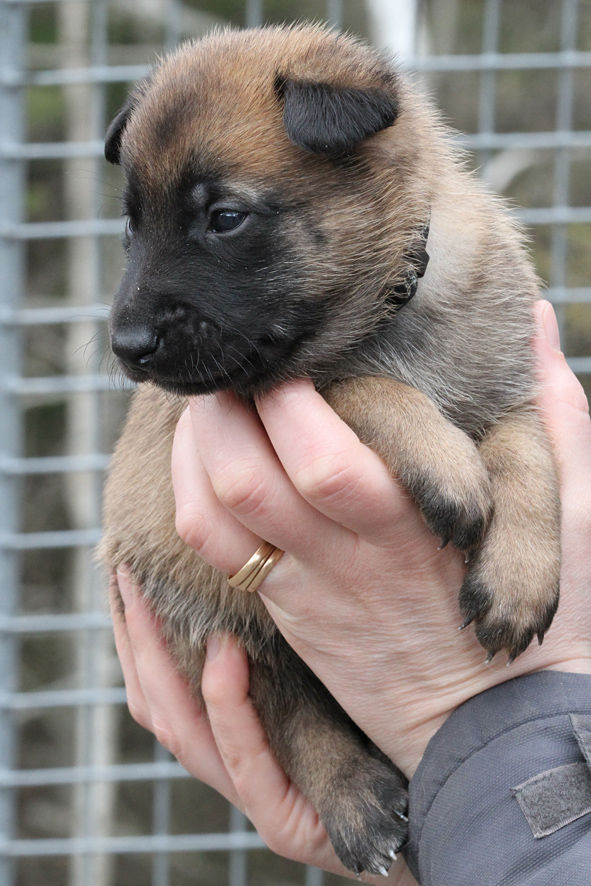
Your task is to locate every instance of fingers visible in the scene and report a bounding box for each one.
[202,635,292,815]
[201,635,353,876]
[111,573,409,881]
[180,391,348,567]
[111,567,240,806]
[109,571,153,732]
[182,382,417,571]
[534,301,591,485]
[534,301,591,609]
[256,380,419,545]
[176,301,586,576]
[172,406,262,573]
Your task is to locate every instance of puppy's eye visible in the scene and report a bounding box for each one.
[209,210,247,234]
[123,217,135,249]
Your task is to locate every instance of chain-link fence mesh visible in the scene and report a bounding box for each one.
[0,0,590,883]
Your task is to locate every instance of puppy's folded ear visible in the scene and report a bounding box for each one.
[105,99,135,165]
[276,78,399,157]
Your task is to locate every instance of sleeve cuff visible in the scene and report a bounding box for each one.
[404,671,591,885]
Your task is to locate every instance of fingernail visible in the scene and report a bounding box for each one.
[541,301,561,352]
[116,565,134,611]
[206,634,222,660]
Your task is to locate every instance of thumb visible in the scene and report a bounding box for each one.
[533,300,591,486]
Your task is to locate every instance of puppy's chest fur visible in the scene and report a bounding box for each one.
[101,24,560,878]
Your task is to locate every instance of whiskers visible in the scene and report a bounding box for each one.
[106,352,135,392]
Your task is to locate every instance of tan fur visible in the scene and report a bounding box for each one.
[324,377,494,550]
[102,386,273,671]
[101,25,561,874]
[461,408,561,655]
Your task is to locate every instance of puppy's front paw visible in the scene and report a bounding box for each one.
[390,403,493,552]
[409,470,492,552]
[403,445,493,552]
[320,758,408,876]
[459,519,560,661]
[461,409,562,661]
[323,376,493,552]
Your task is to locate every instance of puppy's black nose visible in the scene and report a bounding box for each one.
[111,327,160,371]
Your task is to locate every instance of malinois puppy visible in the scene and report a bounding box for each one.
[100,25,561,876]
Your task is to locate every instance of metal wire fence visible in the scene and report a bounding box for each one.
[0,0,590,884]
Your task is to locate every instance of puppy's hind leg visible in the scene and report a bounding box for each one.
[460,407,561,661]
[249,638,408,877]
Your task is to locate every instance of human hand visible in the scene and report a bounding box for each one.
[170,299,591,774]
[110,572,417,884]
[110,299,591,879]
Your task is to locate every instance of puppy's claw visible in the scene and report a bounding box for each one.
[438,536,451,551]
[506,653,517,667]
[458,617,473,631]
[394,810,408,823]
[538,632,545,646]
[389,848,398,860]
[485,650,496,664]
[379,865,390,877]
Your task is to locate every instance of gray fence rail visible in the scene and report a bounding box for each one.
[0,0,590,884]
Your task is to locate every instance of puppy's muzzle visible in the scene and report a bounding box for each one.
[109,308,289,395]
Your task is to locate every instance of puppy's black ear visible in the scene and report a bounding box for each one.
[105,100,134,165]
[276,78,399,157]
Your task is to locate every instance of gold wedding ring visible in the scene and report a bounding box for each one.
[228,540,284,593]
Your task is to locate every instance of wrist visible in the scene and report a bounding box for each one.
[394,654,591,777]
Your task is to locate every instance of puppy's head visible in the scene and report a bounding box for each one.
[106,25,432,396]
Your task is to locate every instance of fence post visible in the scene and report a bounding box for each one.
[0,1,26,883]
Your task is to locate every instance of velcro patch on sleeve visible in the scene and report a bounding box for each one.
[570,714,591,769]
[512,761,591,838]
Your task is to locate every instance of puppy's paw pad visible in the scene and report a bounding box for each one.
[322,765,408,876]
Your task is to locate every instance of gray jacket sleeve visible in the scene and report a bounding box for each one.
[404,671,591,885]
